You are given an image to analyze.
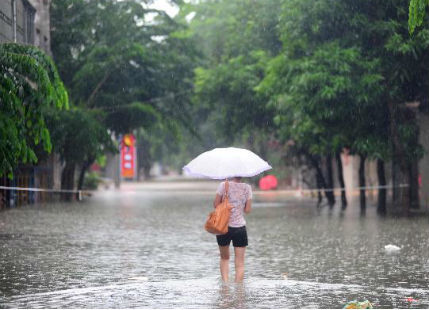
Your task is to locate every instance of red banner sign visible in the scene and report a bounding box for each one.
[121,134,136,179]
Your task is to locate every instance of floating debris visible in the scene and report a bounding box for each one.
[384,244,401,253]
[406,297,418,303]
[343,300,373,309]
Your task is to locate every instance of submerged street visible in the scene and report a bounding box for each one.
[1,180,429,308]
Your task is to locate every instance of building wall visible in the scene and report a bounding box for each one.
[0,0,36,44]
[0,0,50,54]
[1,0,63,203]
[341,153,379,200]
[28,0,51,55]
[28,0,61,190]
[0,1,13,42]
[16,0,25,43]
[342,153,358,196]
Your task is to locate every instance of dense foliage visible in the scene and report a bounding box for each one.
[409,0,429,33]
[50,0,197,190]
[175,0,429,211]
[0,43,68,177]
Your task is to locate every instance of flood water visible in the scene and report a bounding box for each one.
[1,180,429,308]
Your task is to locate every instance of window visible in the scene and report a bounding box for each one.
[23,0,35,44]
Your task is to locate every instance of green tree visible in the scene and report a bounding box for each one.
[178,0,282,64]
[409,0,428,33]
[46,109,114,199]
[260,0,429,212]
[50,0,197,190]
[175,0,282,169]
[0,43,68,177]
[194,51,273,140]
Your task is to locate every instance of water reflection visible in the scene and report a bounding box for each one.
[217,282,247,308]
[0,181,428,308]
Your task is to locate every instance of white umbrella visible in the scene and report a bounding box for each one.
[183,147,272,179]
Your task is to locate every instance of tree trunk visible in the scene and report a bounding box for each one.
[391,154,397,203]
[326,154,336,208]
[143,163,151,180]
[409,161,419,209]
[377,158,386,215]
[77,159,92,191]
[137,137,152,180]
[310,155,335,207]
[388,101,416,211]
[61,161,75,201]
[317,189,323,206]
[316,168,324,207]
[76,158,94,200]
[359,154,367,214]
[336,152,347,210]
[391,152,410,209]
[3,177,12,207]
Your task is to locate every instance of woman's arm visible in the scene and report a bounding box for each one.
[244,199,252,214]
[213,194,222,209]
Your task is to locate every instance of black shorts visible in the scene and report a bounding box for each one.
[216,226,248,247]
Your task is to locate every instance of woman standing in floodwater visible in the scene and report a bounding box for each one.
[213,177,252,283]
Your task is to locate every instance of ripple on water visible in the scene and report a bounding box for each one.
[3,278,429,308]
[1,182,429,308]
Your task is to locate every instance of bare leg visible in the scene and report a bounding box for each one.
[219,245,230,283]
[234,246,246,283]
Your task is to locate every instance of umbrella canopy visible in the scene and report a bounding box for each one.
[259,175,278,190]
[183,147,272,179]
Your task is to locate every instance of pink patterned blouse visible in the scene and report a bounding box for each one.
[216,181,253,228]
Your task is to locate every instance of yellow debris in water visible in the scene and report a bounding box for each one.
[343,300,373,309]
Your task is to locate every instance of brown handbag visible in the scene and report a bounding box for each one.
[205,180,233,235]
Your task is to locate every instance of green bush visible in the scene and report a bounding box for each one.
[83,172,101,190]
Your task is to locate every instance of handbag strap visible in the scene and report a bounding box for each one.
[223,180,229,200]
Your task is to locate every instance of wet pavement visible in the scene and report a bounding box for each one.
[1,180,429,308]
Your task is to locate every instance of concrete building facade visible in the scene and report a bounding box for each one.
[0,0,51,53]
[0,0,61,208]
[28,0,51,55]
[0,0,35,44]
